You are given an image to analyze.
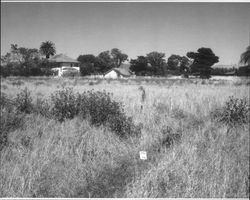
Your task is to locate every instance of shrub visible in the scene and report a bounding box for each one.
[15,87,34,114]
[0,94,24,151]
[211,96,250,127]
[107,115,141,138]
[49,88,140,138]
[78,91,121,125]
[78,90,141,138]
[50,87,79,122]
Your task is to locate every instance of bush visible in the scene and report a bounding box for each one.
[49,88,141,138]
[78,90,141,138]
[107,115,140,138]
[15,87,34,114]
[78,91,121,125]
[211,96,250,127]
[50,88,79,122]
[1,87,141,138]
[0,94,24,151]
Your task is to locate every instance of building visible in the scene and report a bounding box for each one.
[49,54,80,77]
[104,67,134,79]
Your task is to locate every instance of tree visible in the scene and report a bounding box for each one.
[77,54,97,76]
[77,54,96,64]
[167,54,183,70]
[18,47,40,63]
[1,44,42,76]
[110,48,128,67]
[79,63,95,76]
[96,51,114,73]
[179,56,191,74]
[1,44,53,77]
[146,51,166,75]
[7,44,25,63]
[187,47,219,79]
[130,56,149,75]
[39,41,56,59]
[240,45,250,65]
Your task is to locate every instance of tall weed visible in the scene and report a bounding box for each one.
[211,96,249,127]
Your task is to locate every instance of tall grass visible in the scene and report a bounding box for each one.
[0,77,249,198]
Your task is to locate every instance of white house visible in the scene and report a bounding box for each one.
[49,54,80,77]
[104,66,134,79]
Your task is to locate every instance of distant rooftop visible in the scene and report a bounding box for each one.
[49,54,79,63]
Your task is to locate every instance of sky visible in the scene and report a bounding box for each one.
[1,2,250,65]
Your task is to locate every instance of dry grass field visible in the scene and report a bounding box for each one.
[0,76,249,198]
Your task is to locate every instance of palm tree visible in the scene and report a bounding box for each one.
[39,41,56,59]
[240,45,250,65]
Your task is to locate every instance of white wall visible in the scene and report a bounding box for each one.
[104,70,119,79]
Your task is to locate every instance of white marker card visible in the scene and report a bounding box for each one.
[139,151,147,160]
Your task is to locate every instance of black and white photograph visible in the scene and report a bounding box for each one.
[0,0,250,198]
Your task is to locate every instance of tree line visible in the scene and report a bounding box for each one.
[0,41,57,77]
[1,41,249,78]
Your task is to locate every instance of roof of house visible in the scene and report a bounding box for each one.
[49,54,79,63]
[105,66,133,77]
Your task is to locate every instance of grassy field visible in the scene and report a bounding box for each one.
[0,76,249,198]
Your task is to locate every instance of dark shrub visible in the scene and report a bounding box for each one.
[78,90,122,126]
[41,88,140,138]
[77,90,141,138]
[107,115,141,138]
[50,88,79,122]
[15,87,34,114]
[211,96,250,127]
[0,94,24,151]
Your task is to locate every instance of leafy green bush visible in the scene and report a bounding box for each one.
[15,87,34,114]
[211,96,250,127]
